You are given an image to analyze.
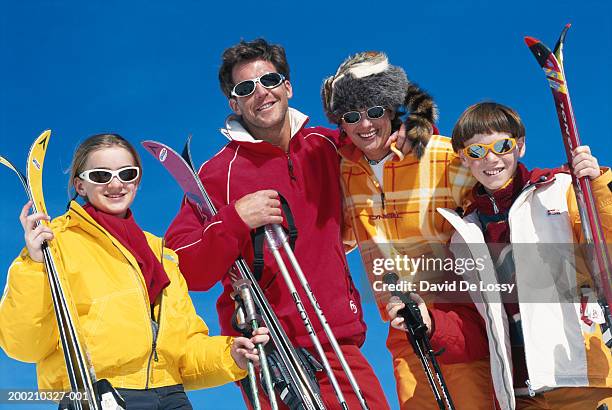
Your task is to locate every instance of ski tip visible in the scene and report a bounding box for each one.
[524,36,539,47]
[559,24,571,43]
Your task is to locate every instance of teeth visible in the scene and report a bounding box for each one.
[484,168,504,176]
[258,102,274,111]
[359,130,377,139]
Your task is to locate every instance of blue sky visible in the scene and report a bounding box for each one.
[1,1,610,409]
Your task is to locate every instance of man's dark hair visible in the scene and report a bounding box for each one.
[218,38,290,98]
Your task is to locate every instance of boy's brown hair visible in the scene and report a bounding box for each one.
[451,102,525,152]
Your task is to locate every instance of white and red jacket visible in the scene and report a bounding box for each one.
[438,169,612,410]
[165,108,366,348]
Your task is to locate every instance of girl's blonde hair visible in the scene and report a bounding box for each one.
[69,133,142,199]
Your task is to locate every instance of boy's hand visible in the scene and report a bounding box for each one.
[572,145,600,180]
[386,293,432,336]
[19,201,53,263]
[230,327,270,370]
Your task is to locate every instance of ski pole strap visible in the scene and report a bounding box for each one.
[250,226,267,282]
[249,194,298,281]
[278,194,298,250]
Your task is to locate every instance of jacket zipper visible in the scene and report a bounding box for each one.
[357,160,386,211]
[74,208,161,389]
[146,240,168,387]
[474,260,515,406]
[145,296,163,388]
[286,153,296,181]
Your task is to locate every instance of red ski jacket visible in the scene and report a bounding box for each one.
[165,109,366,348]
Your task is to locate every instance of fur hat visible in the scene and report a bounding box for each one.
[322,51,438,158]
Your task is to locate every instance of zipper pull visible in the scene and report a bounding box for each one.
[152,341,159,362]
[489,195,499,214]
[286,154,296,181]
[151,318,160,362]
[381,192,386,210]
[525,379,535,397]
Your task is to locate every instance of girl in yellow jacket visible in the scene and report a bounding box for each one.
[0,133,268,409]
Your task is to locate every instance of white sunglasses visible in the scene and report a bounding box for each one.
[231,72,285,98]
[79,166,140,185]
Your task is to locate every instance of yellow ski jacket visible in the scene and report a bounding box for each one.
[0,201,246,391]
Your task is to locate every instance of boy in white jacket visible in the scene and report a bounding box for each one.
[438,102,612,409]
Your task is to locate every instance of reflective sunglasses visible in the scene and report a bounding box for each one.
[463,138,517,160]
[79,166,140,185]
[342,106,386,124]
[231,72,286,98]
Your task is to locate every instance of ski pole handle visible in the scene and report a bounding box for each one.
[383,273,428,338]
[233,279,279,410]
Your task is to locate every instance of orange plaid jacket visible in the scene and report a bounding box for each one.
[339,134,476,315]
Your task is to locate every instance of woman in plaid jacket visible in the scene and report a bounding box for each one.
[321,52,495,409]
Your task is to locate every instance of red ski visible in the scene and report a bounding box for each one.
[525,25,612,340]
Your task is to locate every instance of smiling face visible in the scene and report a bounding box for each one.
[228,59,293,141]
[74,146,139,218]
[342,108,393,161]
[460,132,525,193]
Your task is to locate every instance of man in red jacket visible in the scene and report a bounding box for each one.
[165,38,390,409]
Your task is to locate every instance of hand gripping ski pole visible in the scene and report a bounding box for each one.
[265,223,369,410]
[525,25,612,345]
[383,273,455,410]
[1,131,125,410]
[141,139,325,410]
[233,303,262,410]
[234,279,279,410]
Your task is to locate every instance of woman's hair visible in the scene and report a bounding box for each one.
[451,102,525,152]
[68,133,142,200]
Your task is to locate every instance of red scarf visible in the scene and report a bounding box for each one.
[83,203,170,304]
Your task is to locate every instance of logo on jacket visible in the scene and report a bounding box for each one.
[547,209,561,215]
[159,148,168,162]
[368,212,400,221]
[349,300,358,314]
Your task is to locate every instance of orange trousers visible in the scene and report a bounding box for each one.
[515,387,612,409]
[387,326,495,410]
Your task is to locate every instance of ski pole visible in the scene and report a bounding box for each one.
[266,224,370,409]
[234,279,279,410]
[264,225,349,409]
[383,273,455,410]
[234,304,262,410]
